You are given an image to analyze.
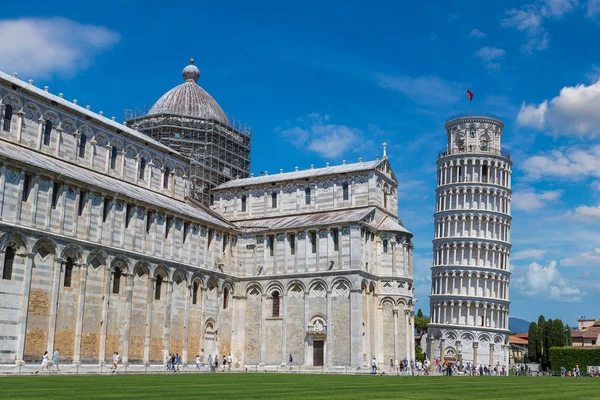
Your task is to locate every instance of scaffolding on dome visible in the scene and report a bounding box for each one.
[125,109,251,205]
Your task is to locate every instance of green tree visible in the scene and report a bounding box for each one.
[542,318,554,369]
[537,315,546,364]
[415,345,426,362]
[566,325,573,346]
[527,322,538,362]
[414,309,429,333]
[553,319,565,348]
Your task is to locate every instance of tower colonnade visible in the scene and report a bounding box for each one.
[427,115,512,370]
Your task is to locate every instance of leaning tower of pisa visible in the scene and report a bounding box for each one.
[427,115,512,371]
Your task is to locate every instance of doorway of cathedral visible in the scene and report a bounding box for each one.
[313,340,324,366]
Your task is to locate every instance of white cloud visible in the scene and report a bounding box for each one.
[562,248,600,266]
[570,204,600,220]
[512,249,547,261]
[468,29,487,38]
[501,1,577,54]
[516,80,600,137]
[587,0,600,18]
[512,188,562,210]
[376,73,462,105]
[522,146,600,180]
[475,46,506,71]
[516,101,547,129]
[0,17,119,78]
[278,114,365,159]
[514,260,583,302]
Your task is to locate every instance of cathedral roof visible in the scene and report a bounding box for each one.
[214,159,386,190]
[0,140,231,229]
[147,59,229,125]
[377,215,411,235]
[0,71,180,157]
[235,207,376,232]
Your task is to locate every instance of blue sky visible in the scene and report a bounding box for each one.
[2,0,600,326]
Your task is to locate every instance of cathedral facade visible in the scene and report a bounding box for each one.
[0,62,415,368]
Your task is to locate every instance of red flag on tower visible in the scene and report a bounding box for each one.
[466,89,474,101]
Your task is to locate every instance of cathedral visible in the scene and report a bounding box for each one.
[0,60,415,368]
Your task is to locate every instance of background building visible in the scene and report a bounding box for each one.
[0,62,415,368]
[427,115,512,370]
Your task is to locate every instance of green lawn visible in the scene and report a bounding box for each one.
[0,374,598,399]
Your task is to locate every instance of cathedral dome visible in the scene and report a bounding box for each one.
[147,59,229,125]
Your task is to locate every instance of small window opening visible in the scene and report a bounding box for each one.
[223,234,229,254]
[241,194,247,212]
[383,239,388,253]
[64,257,74,287]
[110,145,118,169]
[43,120,52,146]
[192,281,199,305]
[305,187,311,205]
[78,191,86,216]
[125,205,133,228]
[155,275,163,300]
[103,198,111,223]
[183,222,190,244]
[146,210,154,233]
[22,174,31,202]
[342,182,349,201]
[51,182,60,208]
[332,228,339,252]
[289,234,296,255]
[208,228,214,249]
[163,168,170,189]
[112,267,121,294]
[310,231,317,254]
[268,235,274,257]
[165,216,173,238]
[3,105,12,131]
[271,191,277,208]
[223,287,229,309]
[3,246,15,280]
[139,158,146,180]
[272,291,280,317]
[78,134,87,158]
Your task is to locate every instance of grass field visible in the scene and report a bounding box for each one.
[0,374,598,399]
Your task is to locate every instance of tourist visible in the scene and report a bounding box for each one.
[37,351,50,374]
[171,354,177,372]
[389,358,394,372]
[222,355,227,371]
[289,354,293,370]
[207,354,213,371]
[166,353,172,371]
[214,354,219,371]
[112,352,120,372]
[175,353,181,371]
[371,357,377,374]
[227,354,233,371]
[52,348,59,371]
[196,355,201,370]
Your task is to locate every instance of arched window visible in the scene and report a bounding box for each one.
[112,267,121,294]
[3,105,12,132]
[78,134,86,158]
[470,127,476,138]
[223,287,229,309]
[305,187,311,205]
[272,291,280,317]
[43,120,52,146]
[3,246,15,280]
[155,275,163,300]
[110,145,118,169]
[139,158,146,180]
[342,182,349,201]
[241,194,247,212]
[192,281,199,305]
[163,168,170,189]
[383,239,388,253]
[64,257,74,287]
[271,191,277,208]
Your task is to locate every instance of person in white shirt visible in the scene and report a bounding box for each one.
[227,354,233,371]
[112,352,120,372]
[196,355,201,370]
[37,351,50,374]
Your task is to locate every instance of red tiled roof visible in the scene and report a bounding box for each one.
[509,336,528,345]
